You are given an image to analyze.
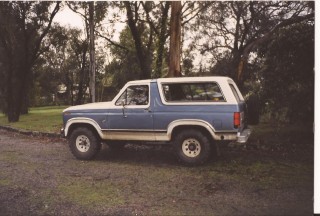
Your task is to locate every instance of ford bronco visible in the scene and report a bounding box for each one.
[61,76,251,165]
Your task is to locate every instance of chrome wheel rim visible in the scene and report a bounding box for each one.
[182,138,201,158]
[76,135,91,152]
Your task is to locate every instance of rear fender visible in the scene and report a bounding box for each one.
[167,119,221,140]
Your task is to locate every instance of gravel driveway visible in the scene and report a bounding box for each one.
[0,129,314,215]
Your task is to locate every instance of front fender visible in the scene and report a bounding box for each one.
[64,117,103,138]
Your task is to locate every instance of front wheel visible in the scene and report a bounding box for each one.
[173,129,212,165]
[68,127,101,160]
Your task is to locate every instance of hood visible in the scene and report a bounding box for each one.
[63,101,113,112]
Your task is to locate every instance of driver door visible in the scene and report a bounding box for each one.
[107,84,154,140]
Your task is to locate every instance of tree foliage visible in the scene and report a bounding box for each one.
[192,1,314,85]
[67,2,109,103]
[258,22,314,124]
[0,1,315,126]
[106,27,143,90]
[0,1,60,122]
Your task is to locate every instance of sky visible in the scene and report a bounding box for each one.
[52,4,126,42]
[53,6,84,29]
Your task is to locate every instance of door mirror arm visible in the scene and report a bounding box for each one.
[121,100,127,118]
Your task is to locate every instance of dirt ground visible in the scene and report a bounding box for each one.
[0,129,314,216]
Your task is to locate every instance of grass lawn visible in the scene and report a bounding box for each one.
[0,106,68,133]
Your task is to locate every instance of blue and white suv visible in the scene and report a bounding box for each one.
[62,76,251,165]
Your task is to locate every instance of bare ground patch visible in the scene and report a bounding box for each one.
[0,129,313,215]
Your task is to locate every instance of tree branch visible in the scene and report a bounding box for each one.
[32,2,60,64]
[236,11,314,82]
[242,12,314,60]
[141,2,160,35]
[182,2,211,26]
[95,30,129,51]
[67,2,88,23]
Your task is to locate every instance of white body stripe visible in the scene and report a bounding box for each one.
[65,117,236,141]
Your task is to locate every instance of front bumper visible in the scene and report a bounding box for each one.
[236,128,251,143]
[60,128,65,138]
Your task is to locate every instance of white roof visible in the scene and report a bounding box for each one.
[127,79,153,85]
[127,76,233,84]
[156,76,233,83]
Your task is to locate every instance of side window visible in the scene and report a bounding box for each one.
[116,85,149,106]
[162,82,225,102]
[229,84,243,102]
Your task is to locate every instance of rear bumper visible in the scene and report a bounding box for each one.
[236,128,251,143]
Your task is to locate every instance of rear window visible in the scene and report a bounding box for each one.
[229,84,243,102]
[162,82,225,102]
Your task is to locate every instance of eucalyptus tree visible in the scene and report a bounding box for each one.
[40,24,104,106]
[121,1,210,78]
[0,1,60,122]
[148,2,170,78]
[106,27,144,90]
[104,1,170,79]
[123,1,154,79]
[67,2,109,103]
[33,24,69,106]
[191,1,314,86]
[168,1,182,77]
[167,1,210,77]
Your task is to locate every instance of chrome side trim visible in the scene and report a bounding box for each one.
[102,129,166,133]
[101,131,158,141]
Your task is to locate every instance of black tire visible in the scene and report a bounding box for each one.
[173,129,211,166]
[246,94,260,125]
[68,127,101,160]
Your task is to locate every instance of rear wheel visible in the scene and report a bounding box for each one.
[68,127,101,160]
[174,129,211,165]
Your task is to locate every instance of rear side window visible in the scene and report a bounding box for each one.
[229,84,243,103]
[162,82,225,102]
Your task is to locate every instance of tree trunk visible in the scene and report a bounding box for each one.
[6,57,20,122]
[89,2,96,103]
[124,2,151,79]
[168,1,182,77]
[65,72,74,106]
[154,2,170,78]
[75,44,88,105]
[1,2,60,122]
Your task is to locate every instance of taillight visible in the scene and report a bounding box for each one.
[234,112,240,128]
